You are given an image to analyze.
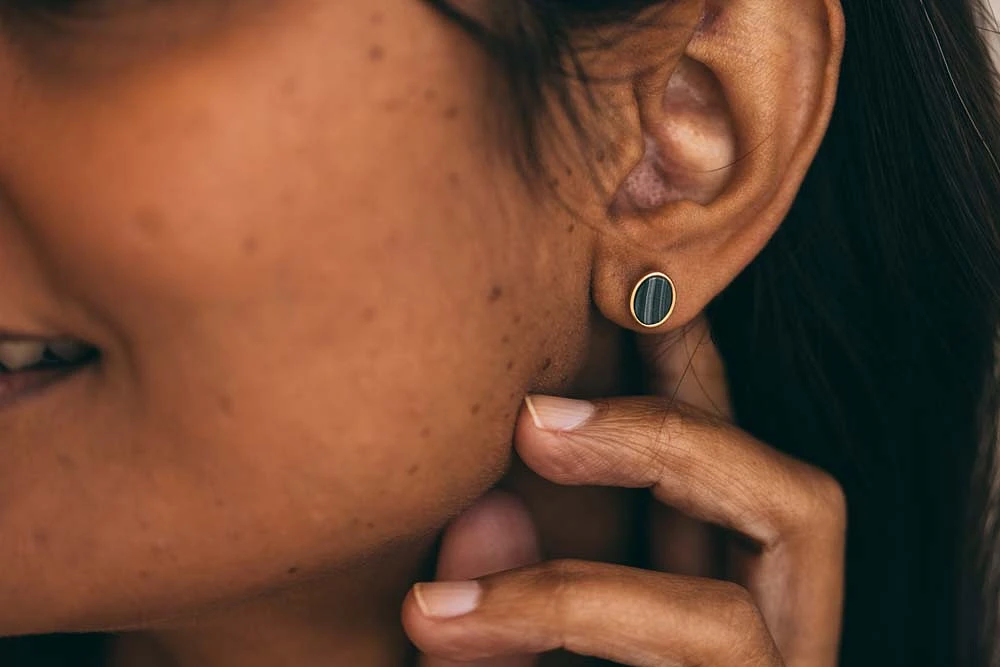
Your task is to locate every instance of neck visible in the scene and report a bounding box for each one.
[111,536,436,667]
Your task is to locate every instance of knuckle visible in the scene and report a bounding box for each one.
[533,559,590,600]
[530,560,590,646]
[812,470,848,525]
[709,583,776,662]
[716,582,761,628]
[799,467,848,534]
[775,465,847,541]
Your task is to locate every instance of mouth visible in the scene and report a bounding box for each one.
[0,337,100,410]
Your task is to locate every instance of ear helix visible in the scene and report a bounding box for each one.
[630,272,676,329]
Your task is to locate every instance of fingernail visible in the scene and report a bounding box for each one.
[524,395,594,432]
[413,581,482,619]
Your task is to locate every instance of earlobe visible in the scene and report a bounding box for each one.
[590,0,845,333]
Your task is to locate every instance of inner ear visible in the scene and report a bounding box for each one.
[614,57,737,214]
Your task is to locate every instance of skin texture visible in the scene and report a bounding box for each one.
[1,0,590,630]
[0,0,844,664]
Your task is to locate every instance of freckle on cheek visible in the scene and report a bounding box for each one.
[443,105,460,120]
[32,530,49,548]
[134,207,165,238]
[279,77,299,98]
[368,45,385,62]
[241,236,259,256]
[470,404,481,415]
[488,285,504,303]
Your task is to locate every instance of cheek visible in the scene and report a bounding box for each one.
[0,2,568,633]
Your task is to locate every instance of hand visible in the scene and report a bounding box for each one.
[403,321,846,667]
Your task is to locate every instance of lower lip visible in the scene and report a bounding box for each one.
[0,366,88,411]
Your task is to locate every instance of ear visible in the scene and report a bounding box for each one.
[587,0,845,332]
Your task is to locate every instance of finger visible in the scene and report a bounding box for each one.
[403,559,782,666]
[517,397,845,667]
[420,491,541,667]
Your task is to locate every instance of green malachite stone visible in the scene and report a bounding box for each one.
[633,274,675,327]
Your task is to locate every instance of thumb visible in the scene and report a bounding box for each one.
[416,490,542,667]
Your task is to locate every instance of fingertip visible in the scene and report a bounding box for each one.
[412,581,482,619]
[522,396,594,432]
[513,419,589,487]
[514,398,583,482]
[522,396,544,431]
[402,583,491,663]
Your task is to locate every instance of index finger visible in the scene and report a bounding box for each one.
[517,395,845,667]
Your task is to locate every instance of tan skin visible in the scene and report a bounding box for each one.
[0,0,844,665]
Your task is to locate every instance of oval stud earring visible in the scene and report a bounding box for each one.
[630,272,677,329]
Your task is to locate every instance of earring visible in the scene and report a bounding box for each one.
[630,271,676,328]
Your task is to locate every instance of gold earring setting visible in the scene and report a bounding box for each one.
[630,272,676,328]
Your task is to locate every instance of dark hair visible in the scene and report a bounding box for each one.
[426,1,1000,665]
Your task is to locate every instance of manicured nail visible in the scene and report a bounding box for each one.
[413,581,482,619]
[524,395,594,432]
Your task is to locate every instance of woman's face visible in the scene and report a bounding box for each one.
[0,0,592,634]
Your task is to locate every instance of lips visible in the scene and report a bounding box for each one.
[0,337,99,410]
